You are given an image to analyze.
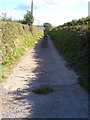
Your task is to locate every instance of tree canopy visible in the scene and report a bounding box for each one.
[43,22,53,32]
[24,10,34,26]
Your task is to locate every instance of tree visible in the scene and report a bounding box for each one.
[43,23,53,32]
[1,13,7,21]
[24,10,34,32]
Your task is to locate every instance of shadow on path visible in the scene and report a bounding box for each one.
[5,36,88,118]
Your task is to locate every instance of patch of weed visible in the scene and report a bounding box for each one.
[32,86,54,94]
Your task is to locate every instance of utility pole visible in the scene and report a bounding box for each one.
[38,20,40,26]
[88,1,90,29]
[31,0,33,16]
[31,0,33,34]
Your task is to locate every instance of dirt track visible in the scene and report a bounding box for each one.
[1,35,88,118]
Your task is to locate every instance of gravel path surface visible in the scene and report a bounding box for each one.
[1,35,88,118]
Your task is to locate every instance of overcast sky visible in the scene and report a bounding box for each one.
[0,0,89,26]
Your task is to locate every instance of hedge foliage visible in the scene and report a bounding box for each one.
[49,17,89,92]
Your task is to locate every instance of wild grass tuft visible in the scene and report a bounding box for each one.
[32,86,54,94]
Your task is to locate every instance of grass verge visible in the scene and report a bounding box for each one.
[0,21,43,81]
[49,25,89,92]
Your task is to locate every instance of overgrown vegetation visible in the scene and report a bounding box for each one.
[49,17,89,92]
[0,21,43,81]
[59,17,89,27]
[32,86,54,94]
